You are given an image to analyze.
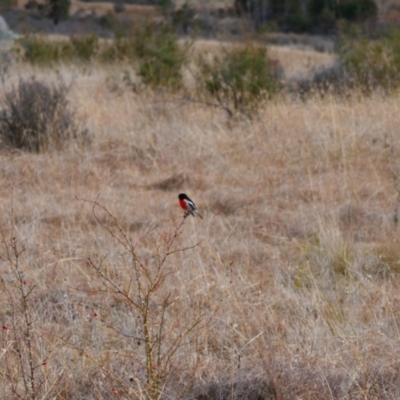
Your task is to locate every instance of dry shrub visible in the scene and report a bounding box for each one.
[148,173,190,191]
[0,77,87,152]
[78,199,209,398]
[194,377,278,400]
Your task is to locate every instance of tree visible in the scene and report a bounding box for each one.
[47,0,71,25]
[234,0,377,33]
[337,0,377,21]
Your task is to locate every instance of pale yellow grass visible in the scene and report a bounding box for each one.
[1,59,400,398]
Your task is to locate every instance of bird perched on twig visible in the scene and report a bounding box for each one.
[178,193,203,219]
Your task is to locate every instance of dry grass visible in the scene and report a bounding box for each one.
[2,45,400,399]
[191,39,336,83]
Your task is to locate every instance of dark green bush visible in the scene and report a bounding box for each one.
[0,78,86,152]
[197,45,281,115]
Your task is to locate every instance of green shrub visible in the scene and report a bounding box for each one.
[17,35,101,65]
[99,37,136,63]
[197,45,281,116]
[70,34,99,62]
[17,36,73,65]
[338,28,400,93]
[0,78,87,152]
[132,25,188,90]
[15,28,187,90]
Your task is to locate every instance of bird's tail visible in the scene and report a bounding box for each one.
[195,210,203,219]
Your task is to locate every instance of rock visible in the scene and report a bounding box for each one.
[0,14,19,40]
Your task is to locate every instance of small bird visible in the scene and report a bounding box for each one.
[178,193,203,219]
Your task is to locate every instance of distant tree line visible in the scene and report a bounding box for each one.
[20,0,377,33]
[234,0,378,33]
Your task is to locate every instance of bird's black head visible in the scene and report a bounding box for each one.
[178,193,188,200]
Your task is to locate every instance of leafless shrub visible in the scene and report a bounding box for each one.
[0,77,88,152]
[0,194,55,399]
[291,62,352,99]
[69,198,211,399]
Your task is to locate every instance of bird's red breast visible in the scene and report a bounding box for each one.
[179,199,188,210]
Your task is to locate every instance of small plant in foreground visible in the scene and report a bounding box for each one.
[0,77,87,152]
[197,44,281,116]
[0,196,51,399]
[78,198,210,399]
